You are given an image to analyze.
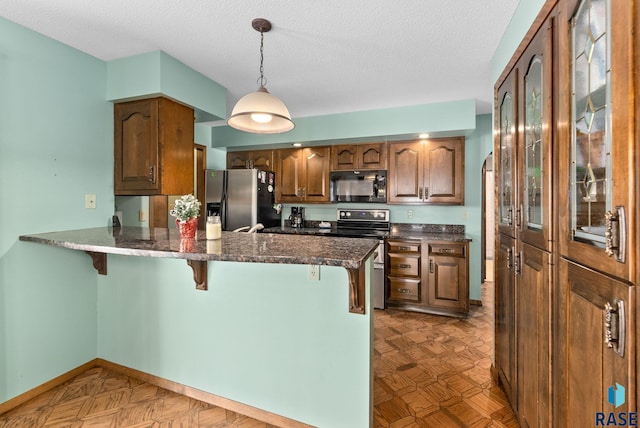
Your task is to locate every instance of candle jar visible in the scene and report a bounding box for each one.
[206,216,222,240]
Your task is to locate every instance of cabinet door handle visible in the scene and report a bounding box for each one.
[507,207,513,226]
[429,259,434,273]
[148,165,156,183]
[418,187,423,199]
[604,299,625,357]
[397,264,412,269]
[605,206,626,263]
[396,288,412,294]
[425,186,429,199]
[516,205,522,229]
[514,251,522,276]
[506,247,513,270]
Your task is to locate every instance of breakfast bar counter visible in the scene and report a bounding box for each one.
[18,226,377,427]
[19,226,379,314]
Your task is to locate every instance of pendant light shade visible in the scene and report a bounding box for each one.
[228,18,294,134]
[228,86,294,134]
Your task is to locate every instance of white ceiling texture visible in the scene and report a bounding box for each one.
[0,0,519,121]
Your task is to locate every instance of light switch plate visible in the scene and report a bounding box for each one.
[85,194,96,209]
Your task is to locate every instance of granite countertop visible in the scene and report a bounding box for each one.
[264,223,472,242]
[19,226,379,270]
[388,224,471,242]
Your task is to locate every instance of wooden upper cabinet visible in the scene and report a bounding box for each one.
[302,146,331,202]
[330,142,387,171]
[227,149,274,171]
[275,146,331,203]
[114,97,194,196]
[388,137,464,205]
[275,149,303,202]
[557,0,635,281]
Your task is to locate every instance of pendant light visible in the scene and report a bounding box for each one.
[228,18,294,134]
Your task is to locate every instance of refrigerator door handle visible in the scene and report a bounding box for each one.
[221,172,228,230]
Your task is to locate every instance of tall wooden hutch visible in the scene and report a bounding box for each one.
[493,0,638,426]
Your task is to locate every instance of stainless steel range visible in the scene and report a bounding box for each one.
[336,209,389,309]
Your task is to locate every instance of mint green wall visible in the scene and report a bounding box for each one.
[212,99,476,148]
[0,16,112,402]
[491,0,547,83]
[98,256,373,427]
[106,51,227,121]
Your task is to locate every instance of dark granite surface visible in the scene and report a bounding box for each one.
[264,223,472,242]
[389,223,471,242]
[19,227,379,269]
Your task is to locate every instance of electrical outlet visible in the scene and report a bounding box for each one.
[308,265,320,280]
[407,210,413,219]
[138,210,147,222]
[85,194,96,209]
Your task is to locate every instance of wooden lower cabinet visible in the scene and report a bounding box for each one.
[555,259,636,427]
[517,243,551,428]
[385,239,469,317]
[495,234,517,406]
[427,243,469,314]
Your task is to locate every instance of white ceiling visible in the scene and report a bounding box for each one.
[0,0,519,120]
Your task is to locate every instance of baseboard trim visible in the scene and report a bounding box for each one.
[96,359,313,428]
[0,359,99,415]
[470,299,483,306]
[1,359,313,428]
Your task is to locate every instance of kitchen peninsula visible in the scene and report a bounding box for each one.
[18,227,378,428]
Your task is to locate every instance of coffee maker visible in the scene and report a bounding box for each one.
[289,207,305,228]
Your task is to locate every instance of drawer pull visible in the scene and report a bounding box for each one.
[397,263,412,269]
[397,246,411,251]
[397,288,412,294]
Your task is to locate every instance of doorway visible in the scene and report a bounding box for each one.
[481,153,494,282]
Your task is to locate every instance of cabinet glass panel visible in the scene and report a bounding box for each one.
[499,92,514,227]
[524,57,543,230]
[570,0,611,246]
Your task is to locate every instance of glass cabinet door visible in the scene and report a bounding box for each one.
[497,72,517,238]
[570,0,610,247]
[519,17,553,252]
[558,0,634,280]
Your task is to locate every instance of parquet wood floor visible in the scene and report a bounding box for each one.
[0,366,278,427]
[374,281,519,427]
[1,281,517,427]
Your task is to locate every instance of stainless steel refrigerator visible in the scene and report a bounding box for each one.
[205,169,281,231]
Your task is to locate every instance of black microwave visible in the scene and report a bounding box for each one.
[330,170,387,203]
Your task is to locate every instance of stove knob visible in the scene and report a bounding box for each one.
[346,212,351,217]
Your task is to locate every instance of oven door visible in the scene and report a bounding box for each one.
[330,170,386,203]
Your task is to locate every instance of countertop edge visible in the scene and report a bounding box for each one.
[19,228,378,270]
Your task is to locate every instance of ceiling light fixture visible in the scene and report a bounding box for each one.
[227,18,294,134]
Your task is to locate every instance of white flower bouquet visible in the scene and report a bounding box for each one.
[170,194,201,222]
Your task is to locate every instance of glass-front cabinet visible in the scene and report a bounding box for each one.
[518,19,553,252]
[558,0,635,281]
[497,72,518,238]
